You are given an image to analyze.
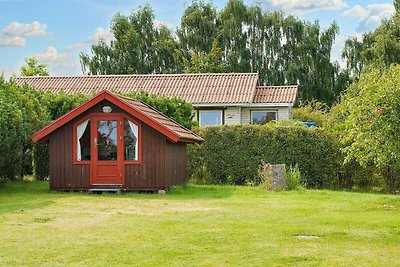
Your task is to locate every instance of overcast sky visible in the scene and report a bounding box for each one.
[0,0,395,78]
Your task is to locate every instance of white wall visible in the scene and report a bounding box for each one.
[194,105,292,126]
[224,107,241,125]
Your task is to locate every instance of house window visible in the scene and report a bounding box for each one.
[251,110,277,124]
[199,110,223,127]
[77,119,91,161]
[124,119,139,161]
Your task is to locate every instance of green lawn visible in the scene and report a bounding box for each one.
[0,182,399,266]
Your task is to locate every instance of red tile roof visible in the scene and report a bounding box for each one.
[253,85,298,104]
[17,73,260,104]
[31,91,203,144]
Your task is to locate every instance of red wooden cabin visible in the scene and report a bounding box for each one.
[31,91,203,192]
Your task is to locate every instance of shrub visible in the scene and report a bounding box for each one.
[188,124,342,188]
[0,78,49,181]
[293,101,330,127]
[257,161,273,190]
[286,164,302,190]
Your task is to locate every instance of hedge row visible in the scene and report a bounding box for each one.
[188,125,343,188]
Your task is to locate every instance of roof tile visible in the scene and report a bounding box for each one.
[253,85,298,104]
[17,73,259,104]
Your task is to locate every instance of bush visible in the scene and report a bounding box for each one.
[188,124,342,188]
[286,164,302,190]
[32,143,49,180]
[293,101,330,127]
[0,78,49,181]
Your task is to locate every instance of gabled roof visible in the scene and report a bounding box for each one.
[16,73,260,104]
[253,85,298,104]
[31,90,203,144]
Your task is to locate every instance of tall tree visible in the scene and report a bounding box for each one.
[80,5,181,75]
[219,0,250,72]
[20,57,49,76]
[177,0,219,57]
[343,0,400,79]
[183,39,226,73]
[331,65,400,190]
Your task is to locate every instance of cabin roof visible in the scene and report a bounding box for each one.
[31,90,203,144]
[253,85,298,103]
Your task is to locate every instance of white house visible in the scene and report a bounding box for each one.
[16,73,298,127]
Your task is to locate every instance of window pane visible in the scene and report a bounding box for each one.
[252,111,277,124]
[97,120,118,161]
[77,120,91,161]
[124,119,138,160]
[199,110,222,127]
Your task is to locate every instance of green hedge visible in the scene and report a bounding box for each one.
[188,125,342,188]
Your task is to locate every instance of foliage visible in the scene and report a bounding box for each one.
[0,78,49,181]
[188,124,341,188]
[183,39,227,73]
[177,0,219,56]
[257,161,273,190]
[123,91,195,129]
[272,119,306,127]
[293,101,330,127]
[20,57,49,76]
[80,5,182,75]
[39,90,89,120]
[331,65,400,190]
[286,164,302,190]
[81,0,346,105]
[32,143,49,180]
[343,0,400,79]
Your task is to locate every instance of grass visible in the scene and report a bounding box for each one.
[0,181,400,266]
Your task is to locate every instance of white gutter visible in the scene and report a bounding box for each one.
[193,103,294,108]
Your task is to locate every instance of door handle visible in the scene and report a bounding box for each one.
[94,138,97,146]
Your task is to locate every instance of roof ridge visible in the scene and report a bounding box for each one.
[257,85,298,88]
[17,72,259,79]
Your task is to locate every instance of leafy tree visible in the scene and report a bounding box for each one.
[20,57,49,76]
[177,0,219,56]
[0,77,49,180]
[183,39,226,73]
[343,0,400,79]
[40,91,89,120]
[219,0,250,72]
[80,5,181,75]
[332,65,400,190]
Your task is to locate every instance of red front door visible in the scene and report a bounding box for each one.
[91,115,123,185]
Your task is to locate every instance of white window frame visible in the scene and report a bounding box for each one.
[198,110,223,127]
[250,110,278,125]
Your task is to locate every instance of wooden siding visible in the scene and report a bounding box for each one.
[48,99,190,191]
[165,142,188,187]
[224,107,241,125]
[49,120,90,190]
[124,123,167,190]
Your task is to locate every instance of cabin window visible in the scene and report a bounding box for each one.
[251,110,277,124]
[124,119,138,160]
[77,119,91,161]
[199,110,223,127]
